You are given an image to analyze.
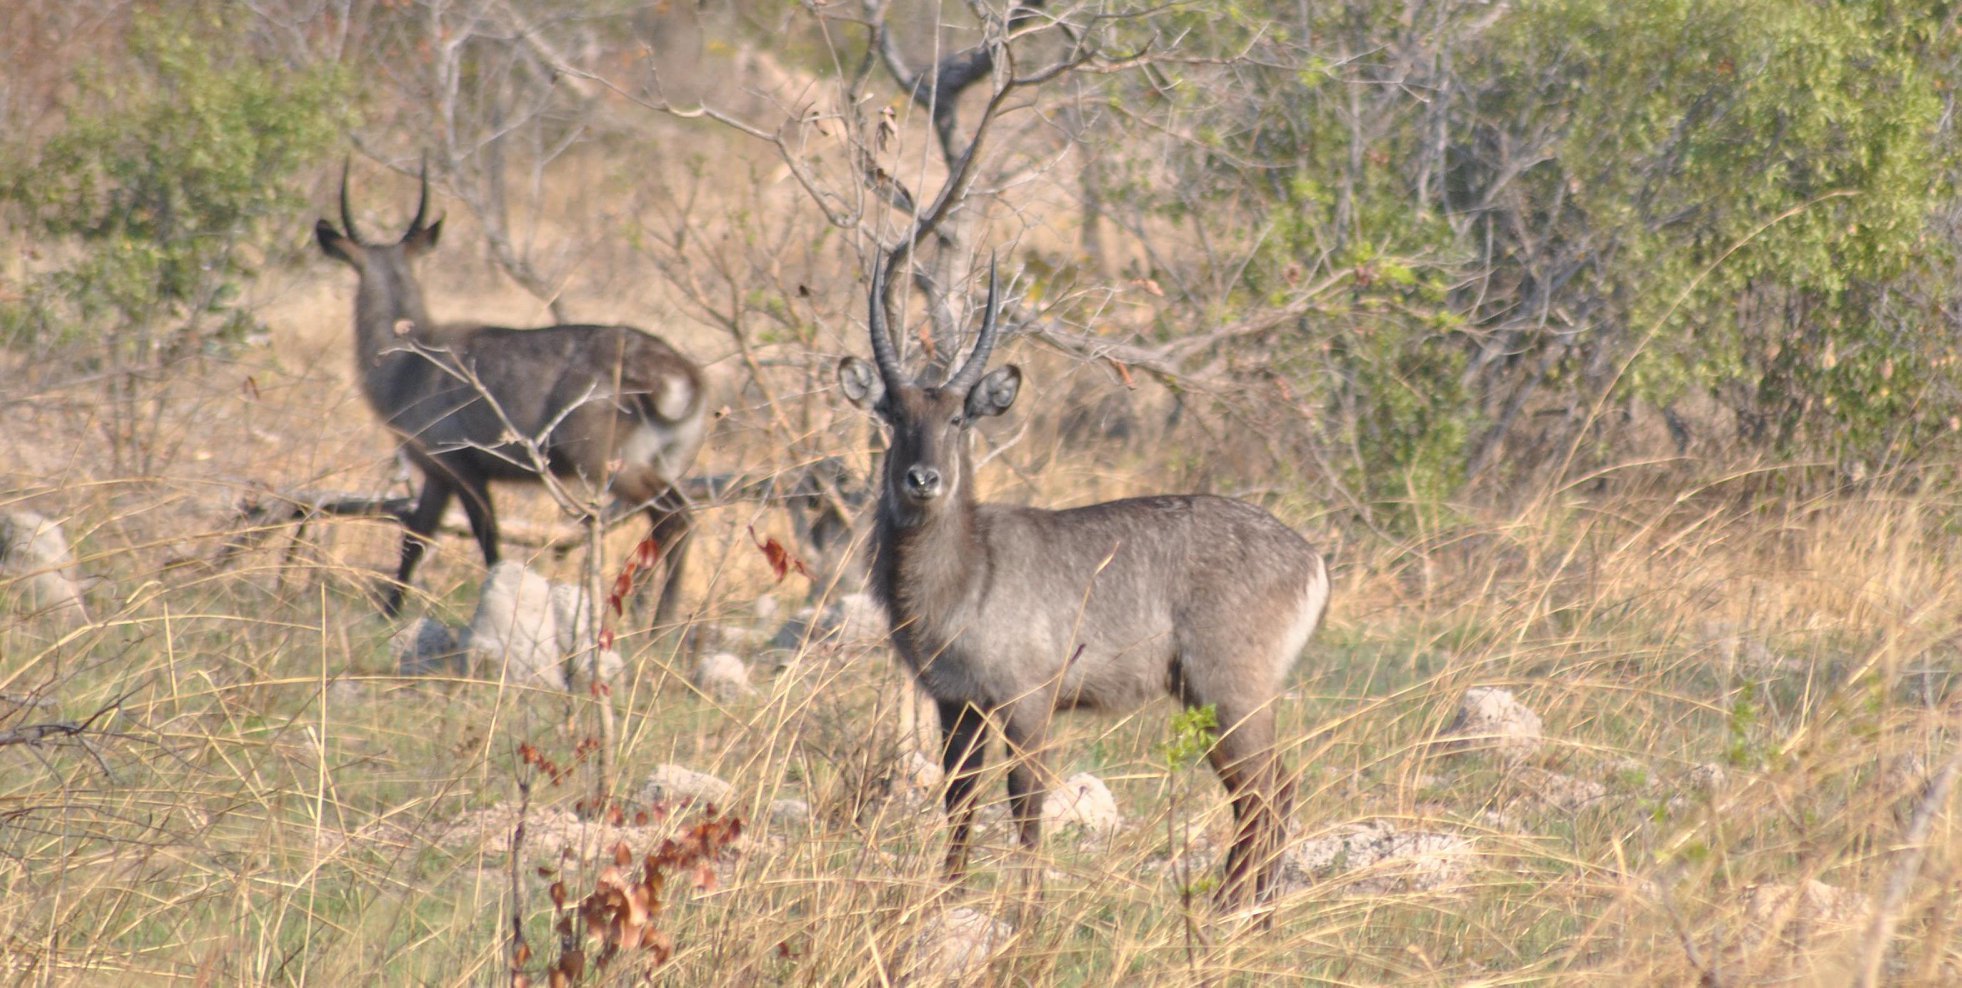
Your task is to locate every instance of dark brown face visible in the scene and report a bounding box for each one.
[313,158,444,296]
[314,217,442,273]
[839,358,1021,520]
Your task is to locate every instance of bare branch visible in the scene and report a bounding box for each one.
[1025,271,1350,387]
[1856,735,1962,987]
[0,720,95,748]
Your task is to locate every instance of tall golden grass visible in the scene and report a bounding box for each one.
[4,351,1958,985]
[1,188,1957,984]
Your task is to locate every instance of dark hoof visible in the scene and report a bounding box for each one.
[368,576,409,618]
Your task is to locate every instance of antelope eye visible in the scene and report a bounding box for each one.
[949,414,964,427]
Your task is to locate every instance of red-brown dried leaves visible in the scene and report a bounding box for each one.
[747,525,810,583]
[543,807,746,981]
[608,535,662,617]
[517,738,600,789]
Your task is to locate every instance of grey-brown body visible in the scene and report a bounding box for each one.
[840,254,1328,907]
[316,163,705,620]
[880,495,1324,718]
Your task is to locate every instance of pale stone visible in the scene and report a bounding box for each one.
[768,798,811,828]
[768,592,889,651]
[1741,880,1872,945]
[1041,772,1123,838]
[1282,820,1474,894]
[910,908,1012,982]
[1441,687,1543,761]
[692,651,753,702]
[0,511,87,626]
[566,648,623,694]
[468,562,566,689]
[392,617,466,676]
[466,563,620,691]
[638,763,734,809]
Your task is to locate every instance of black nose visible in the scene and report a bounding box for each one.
[904,466,942,498]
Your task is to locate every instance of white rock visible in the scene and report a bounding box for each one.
[1687,762,1729,793]
[1283,820,1473,894]
[1741,880,1871,945]
[696,622,770,652]
[0,511,87,625]
[467,563,621,691]
[392,617,466,676]
[468,562,566,689]
[1041,772,1122,838]
[638,763,734,809]
[882,750,947,813]
[768,798,811,828]
[768,592,889,651]
[832,592,887,643]
[977,772,1125,842]
[547,581,599,655]
[692,651,753,702]
[1441,687,1543,762]
[899,750,945,791]
[545,583,626,690]
[1516,767,1608,811]
[1701,620,1800,674]
[567,648,623,693]
[909,908,1012,982]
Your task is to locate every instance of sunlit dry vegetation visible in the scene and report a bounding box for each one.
[2,1,1960,984]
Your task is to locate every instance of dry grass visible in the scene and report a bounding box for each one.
[3,155,1960,986]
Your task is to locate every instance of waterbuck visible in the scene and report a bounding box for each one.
[837,253,1330,906]
[315,161,706,622]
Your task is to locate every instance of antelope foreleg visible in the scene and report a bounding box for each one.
[386,473,457,617]
[938,699,991,881]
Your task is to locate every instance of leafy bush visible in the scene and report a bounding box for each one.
[1481,0,1954,464]
[0,9,344,357]
[1095,0,1958,515]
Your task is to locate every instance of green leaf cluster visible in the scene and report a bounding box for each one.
[0,10,345,353]
[1101,0,1958,510]
[1160,704,1219,772]
[1486,0,1953,458]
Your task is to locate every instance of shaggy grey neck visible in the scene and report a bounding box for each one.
[872,485,989,662]
[352,265,437,401]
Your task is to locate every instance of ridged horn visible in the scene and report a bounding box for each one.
[338,157,360,242]
[406,154,432,236]
[867,250,905,389]
[942,255,1000,392]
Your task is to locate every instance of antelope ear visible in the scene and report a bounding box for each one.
[838,357,886,412]
[402,217,443,258]
[966,365,1021,419]
[315,220,361,265]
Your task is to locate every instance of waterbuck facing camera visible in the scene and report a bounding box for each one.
[838,251,1330,908]
[315,160,706,622]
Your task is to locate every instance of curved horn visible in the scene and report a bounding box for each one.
[942,255,1000,392]
[338,157,360,242]
[407,154,432,236]
[866,251,905,389]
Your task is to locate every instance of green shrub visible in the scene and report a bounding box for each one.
[0,10,345,356]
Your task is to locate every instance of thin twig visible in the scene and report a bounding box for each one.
[1855,733,1962,987]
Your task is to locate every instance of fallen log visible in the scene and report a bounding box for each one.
[212,488,583,573]
[211,460,869,582]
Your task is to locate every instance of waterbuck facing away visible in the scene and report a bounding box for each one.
[838,253,1330,907]
[315,162,706,622]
